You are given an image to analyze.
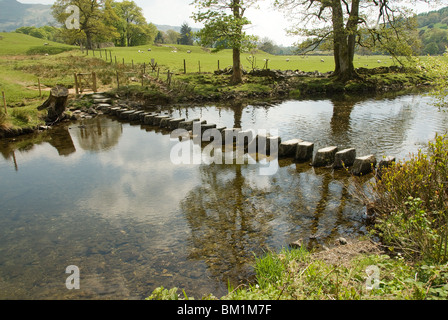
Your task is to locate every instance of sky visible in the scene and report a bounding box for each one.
[18,0,448,47]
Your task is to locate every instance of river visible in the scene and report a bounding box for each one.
[0,92,447,299]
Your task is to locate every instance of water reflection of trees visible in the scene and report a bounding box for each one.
[180,162,276,286]
[74,118,123,152]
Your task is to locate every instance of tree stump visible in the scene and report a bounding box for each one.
[38,85,69,124]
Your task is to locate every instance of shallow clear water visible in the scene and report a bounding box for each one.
[0,93,447,299]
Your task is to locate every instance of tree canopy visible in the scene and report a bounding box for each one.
[275,0,445,81]
[192,0,258,83]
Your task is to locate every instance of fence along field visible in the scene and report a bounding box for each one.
[0,31,401,111]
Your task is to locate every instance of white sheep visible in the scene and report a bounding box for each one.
[321,59,325,62]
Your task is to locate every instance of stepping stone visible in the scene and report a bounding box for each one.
[91,93,108,100]
[143,113,159,125]
[333,148,356,169]
[153,115,170,126]
[97,104,112,113]
[312,146,338,167]
[129,111,144,121]
[169,118,186,130]
[351,155,377,176]
[109,107,122,116]
[160,117,173,128]
[295,142,314,162]
[93,98,112,104]
[376,156,396,179]
[138,112,150,122]
[279,139,303,158]
[178,118,201,130]
[119,110,136,120]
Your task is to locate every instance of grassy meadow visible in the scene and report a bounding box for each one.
[103,43,398,74]
[0,31,433,131]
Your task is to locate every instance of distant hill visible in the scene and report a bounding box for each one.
[0,0,55,32]
[154,24,201,33]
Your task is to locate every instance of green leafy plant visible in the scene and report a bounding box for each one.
[361,134,448,263]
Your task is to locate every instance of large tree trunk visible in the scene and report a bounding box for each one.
[231,48,243,84]
[331,0,359,82]
[230,0,243,84]
[38,85,69,124]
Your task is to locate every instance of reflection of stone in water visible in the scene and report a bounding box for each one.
[74,118,123,152]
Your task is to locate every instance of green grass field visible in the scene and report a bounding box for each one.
[99,43,398,74]
[0,31,431,130]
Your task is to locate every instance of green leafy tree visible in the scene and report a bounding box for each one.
[52,0,120,48]
[275,0,441,82]
[111,0,156,47]
[154,30,166,44]
[192,0,258,84]
[180,22,194,45]
[165,29,181,44]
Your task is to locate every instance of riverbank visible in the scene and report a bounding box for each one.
[0,64,435,140]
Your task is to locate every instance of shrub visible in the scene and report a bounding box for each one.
[364,134,448,263]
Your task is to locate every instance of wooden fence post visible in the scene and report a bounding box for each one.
[218,60,220,70]
[2,91,7,114]
[184,59,186,74]
[74,73,79,95]
[198,61,201,74]
[92,72,97,93]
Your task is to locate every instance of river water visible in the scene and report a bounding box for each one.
[0,92,447,299]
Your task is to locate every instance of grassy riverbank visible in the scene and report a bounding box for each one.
[0,31,438,136]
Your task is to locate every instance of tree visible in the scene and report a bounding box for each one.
[180,22,194,45]
[275,0,443,82]
[192,0,258,84]
[111,0,156,47]
[165,29,181,44]
[52,0,119,49]
[154,30,166,44]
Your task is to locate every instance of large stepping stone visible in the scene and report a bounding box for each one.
[119,110,136,120]
[169,118,186,130]
[312,146,338,167]
[279,139,303,158]
[333,148,356,169]
[295,141,314,162]
[153,115,170,126]
[178,118,201,130]
[351,155,377,176]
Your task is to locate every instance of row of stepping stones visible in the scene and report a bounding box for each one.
[90,94,395,176]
